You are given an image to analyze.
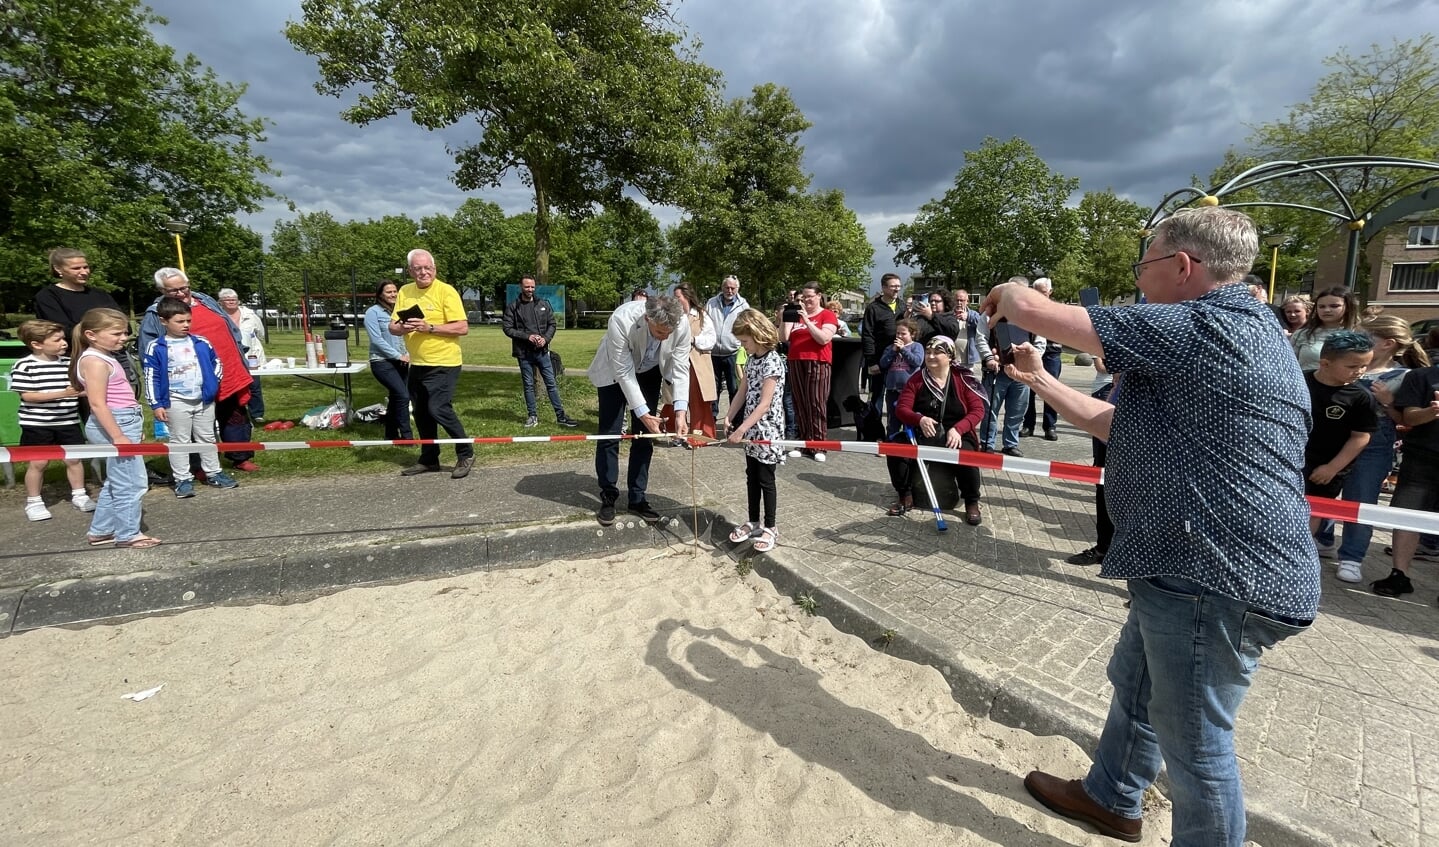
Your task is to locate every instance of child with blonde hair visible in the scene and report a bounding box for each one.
[71,308,160,548]
[10,320,93,520]
[725,309,786,552]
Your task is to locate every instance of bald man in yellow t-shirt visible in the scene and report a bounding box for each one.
[389,248,473,479]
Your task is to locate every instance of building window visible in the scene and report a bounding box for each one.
[1407,225,1439,247]
[1389,262,1439,292]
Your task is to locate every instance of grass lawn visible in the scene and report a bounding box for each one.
[264,325,605,370]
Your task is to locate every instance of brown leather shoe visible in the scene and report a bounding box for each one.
[1023,771,1141,843]
[964,500,982,526]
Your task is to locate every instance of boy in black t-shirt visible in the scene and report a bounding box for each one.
[1304,331,1379,535]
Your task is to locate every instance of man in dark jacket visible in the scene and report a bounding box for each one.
[503,275,578,428]
[860,273,908,422]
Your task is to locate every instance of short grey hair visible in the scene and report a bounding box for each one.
[1006,275,1030,286]
[406,248,432,268]
[644,294,685,330]
[1154,207,1258,284]
[217,288,239,300]
[153,267,188,290]
[722,275,739,286]
[1032,277,1052,295]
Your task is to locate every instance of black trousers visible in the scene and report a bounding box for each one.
[409,365,471,464]
[746,455,778,528]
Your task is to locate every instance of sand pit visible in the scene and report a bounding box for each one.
[0,550,1175,845]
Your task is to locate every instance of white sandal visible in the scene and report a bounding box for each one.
[729,521,761,543]
[752,527,778,552]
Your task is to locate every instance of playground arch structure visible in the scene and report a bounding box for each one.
[1142,156,1439,293]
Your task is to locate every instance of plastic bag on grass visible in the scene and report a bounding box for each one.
[302,397,351,429]
[354,403,385,423]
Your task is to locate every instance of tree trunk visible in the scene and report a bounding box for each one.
[533,175,551,286]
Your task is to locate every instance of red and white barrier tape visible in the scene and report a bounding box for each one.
[4,435,1435,535]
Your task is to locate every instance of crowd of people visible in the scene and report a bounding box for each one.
[9,205,1439,846]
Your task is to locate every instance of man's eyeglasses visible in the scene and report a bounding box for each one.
[1132,252,1202,281]
[165,286,190,295]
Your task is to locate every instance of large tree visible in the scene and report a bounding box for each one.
[668,83,873,305]
[888,137,1079,289]
[0,0,276,312]
[286,0,721,285]
[1207,36,1439,287]
[1051,189,1148,303]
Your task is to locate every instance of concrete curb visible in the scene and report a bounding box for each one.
[709,516,1337,847]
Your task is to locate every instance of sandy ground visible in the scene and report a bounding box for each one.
[0,551,1177,846]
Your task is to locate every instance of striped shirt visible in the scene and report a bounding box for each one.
[9,355,80,427]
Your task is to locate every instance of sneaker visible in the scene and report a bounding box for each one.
[252,416,267,425]
[400,463,441,476]
[812,451,826,463]
[597,500,616,526]
[451,457,475,479]
[1315,540,1337,560]
[556,414,579,429]
[628,500,662,523]
[1066,546,1105,566]
[980,444,995,453]
[1336,560,1363,583]
[1385,545,1439,563]
[1002,446,1024,458]
[25,501,52,522]
[71,493,96,513]
[206,471,239,489]
[233,460,260,473]
[786,449,803,458]
[523,415,539,428]
[174,480,196,499]
[1371,568,1414,597]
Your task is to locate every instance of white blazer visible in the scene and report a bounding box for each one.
[587,300,692,413]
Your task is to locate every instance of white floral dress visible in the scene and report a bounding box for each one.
[742,350,786,464]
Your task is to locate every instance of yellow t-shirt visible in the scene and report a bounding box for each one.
[392,279,465,366]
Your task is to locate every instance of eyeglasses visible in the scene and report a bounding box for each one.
[1132,252,1202,281]
[165,286,191,295]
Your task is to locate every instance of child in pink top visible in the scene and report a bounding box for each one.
[71,308,159,548]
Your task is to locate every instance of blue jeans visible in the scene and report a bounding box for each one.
[981,372,1027,449]
[1314,444,1392,561]
[712,354,738,419]
[1084,576,1308,847]
[595,366,662,505]
[85,407,148,543]
[247,374,265,419]
[370,357,413,440]
[518,349,564,418]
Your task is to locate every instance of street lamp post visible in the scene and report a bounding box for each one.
[1262,234,1287,301]
[163,219,191,273]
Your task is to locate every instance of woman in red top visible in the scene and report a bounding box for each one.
[780,282,839,462]
[892,335,987,525]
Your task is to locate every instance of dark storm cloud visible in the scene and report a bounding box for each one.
[144,0,1436,274]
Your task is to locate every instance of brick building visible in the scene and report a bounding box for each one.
[1314,215,1439,322]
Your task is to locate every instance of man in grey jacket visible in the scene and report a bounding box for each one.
[704,275,748,420]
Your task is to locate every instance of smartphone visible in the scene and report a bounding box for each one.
[996,321,1025,367]
[1079,287,1100,308]
[782,304,802,323]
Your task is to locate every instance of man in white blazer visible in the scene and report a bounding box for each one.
[588,294,692,526]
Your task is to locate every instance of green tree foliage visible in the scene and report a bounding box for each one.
[0,0,276,312]
[1051,190,1147,303]
[285,0,721,285]
[1208,36,1439,289]
[888,137,1079,289]
[668,84,874,307]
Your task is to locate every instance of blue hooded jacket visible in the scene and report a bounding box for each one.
[143,333,222,409]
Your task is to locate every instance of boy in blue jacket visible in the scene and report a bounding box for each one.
[142,298,237,497]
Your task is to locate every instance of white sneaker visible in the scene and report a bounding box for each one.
[812,451,826,463]
[25,501,52,522]
[1315,541,1337,560]
[1336,560,1363,583]
[72,493,96,513]
[786,449,802,458]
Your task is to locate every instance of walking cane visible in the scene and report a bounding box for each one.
[905,425,947,533]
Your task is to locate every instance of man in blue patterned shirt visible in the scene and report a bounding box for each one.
[982,206,1318,846]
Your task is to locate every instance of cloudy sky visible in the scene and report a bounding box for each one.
[144,0,1435,285]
